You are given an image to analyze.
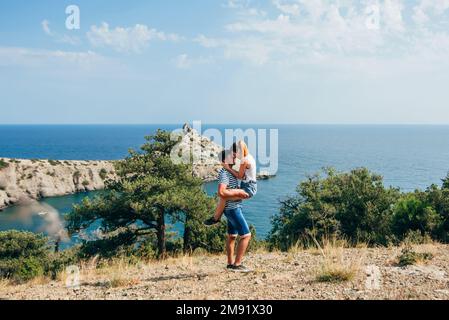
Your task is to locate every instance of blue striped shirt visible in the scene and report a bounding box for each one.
[218,168,242,210]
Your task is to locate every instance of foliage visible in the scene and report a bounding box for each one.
[99,168,108,180]
[48,160,60,166]
[396,245,434,267]
[442,173,449,190]
[0,231,50,282]
[0,159,9,170]
[392,193,442,241]
[269,168,400,250]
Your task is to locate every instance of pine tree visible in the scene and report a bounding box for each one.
[66,130,221,259]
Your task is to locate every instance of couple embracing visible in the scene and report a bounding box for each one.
[204,141,257,273]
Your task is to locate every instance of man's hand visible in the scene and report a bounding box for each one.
[236,190,250,199]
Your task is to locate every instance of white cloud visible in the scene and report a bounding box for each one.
[174,53,214,69]
[87,23,179,53]
[412,0,449,24]
[195,0,449,69]
[223,0,248,9]
[176,54,191,69]
[0,47,107,69]
[273,0,300,16]
[41,19,81,45]
[382,0,405,32]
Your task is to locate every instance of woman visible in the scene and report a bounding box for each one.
[204,140,257,226]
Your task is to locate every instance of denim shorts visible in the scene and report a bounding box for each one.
[224,207,251,237]
[241,181,257,198]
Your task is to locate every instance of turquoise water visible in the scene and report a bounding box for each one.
[1,124,449,241]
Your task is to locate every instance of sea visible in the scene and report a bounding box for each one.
[1,124,449,244]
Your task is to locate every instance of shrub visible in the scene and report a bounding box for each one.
[82,180,90,187]
[314,237,358,283]
[443,173,449,190]
[424,184,449,241]
[14,257,45,281]
[49,160,62,166]
[99,168,108,180]
[0,159,9,170]
[392,193,442,241]
[0,231,50,282]
[47,246,81,279]
[46,171,56,177]
[396,245,434,267]
[269,168,400,250]
[73,170,81,180]
[316,267,356,283]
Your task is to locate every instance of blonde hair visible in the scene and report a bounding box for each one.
[233,140,249,157]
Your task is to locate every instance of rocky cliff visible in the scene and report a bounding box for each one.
[0,159,116,210]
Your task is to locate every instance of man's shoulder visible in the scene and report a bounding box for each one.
[218,168,229,182]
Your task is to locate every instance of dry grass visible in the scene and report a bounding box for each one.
[0,279,10,290]
[313,237,362,283]
[27,276,51,286]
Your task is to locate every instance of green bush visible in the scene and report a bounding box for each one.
[0,159,9,170]
[392,193,442,241]
[15,257,45,281]
[269,168,400,250]
[0,231,50,282]
[269,168,449,250]
[396,245,434,267]
[47,246,82,279]
[99,168,108,180]
[48,160,60,166]
[443,173,449,190]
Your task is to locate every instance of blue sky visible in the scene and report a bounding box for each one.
[1,0,449,124]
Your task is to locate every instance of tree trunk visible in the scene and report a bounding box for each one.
[183,218,191,254]
[157,210,166,259]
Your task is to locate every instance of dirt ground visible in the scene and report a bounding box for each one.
[1,244,449,300]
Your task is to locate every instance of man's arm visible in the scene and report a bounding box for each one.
[223,162,247,180]
[218,184,249,199]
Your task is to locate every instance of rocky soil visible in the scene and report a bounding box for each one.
[1,244,449,300]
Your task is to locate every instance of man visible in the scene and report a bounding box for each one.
[214,149,252,272]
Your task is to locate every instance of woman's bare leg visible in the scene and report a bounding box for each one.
[213,197,226,221]
[213,189,249,221]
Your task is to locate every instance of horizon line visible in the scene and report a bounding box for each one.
[1,123,449,126]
